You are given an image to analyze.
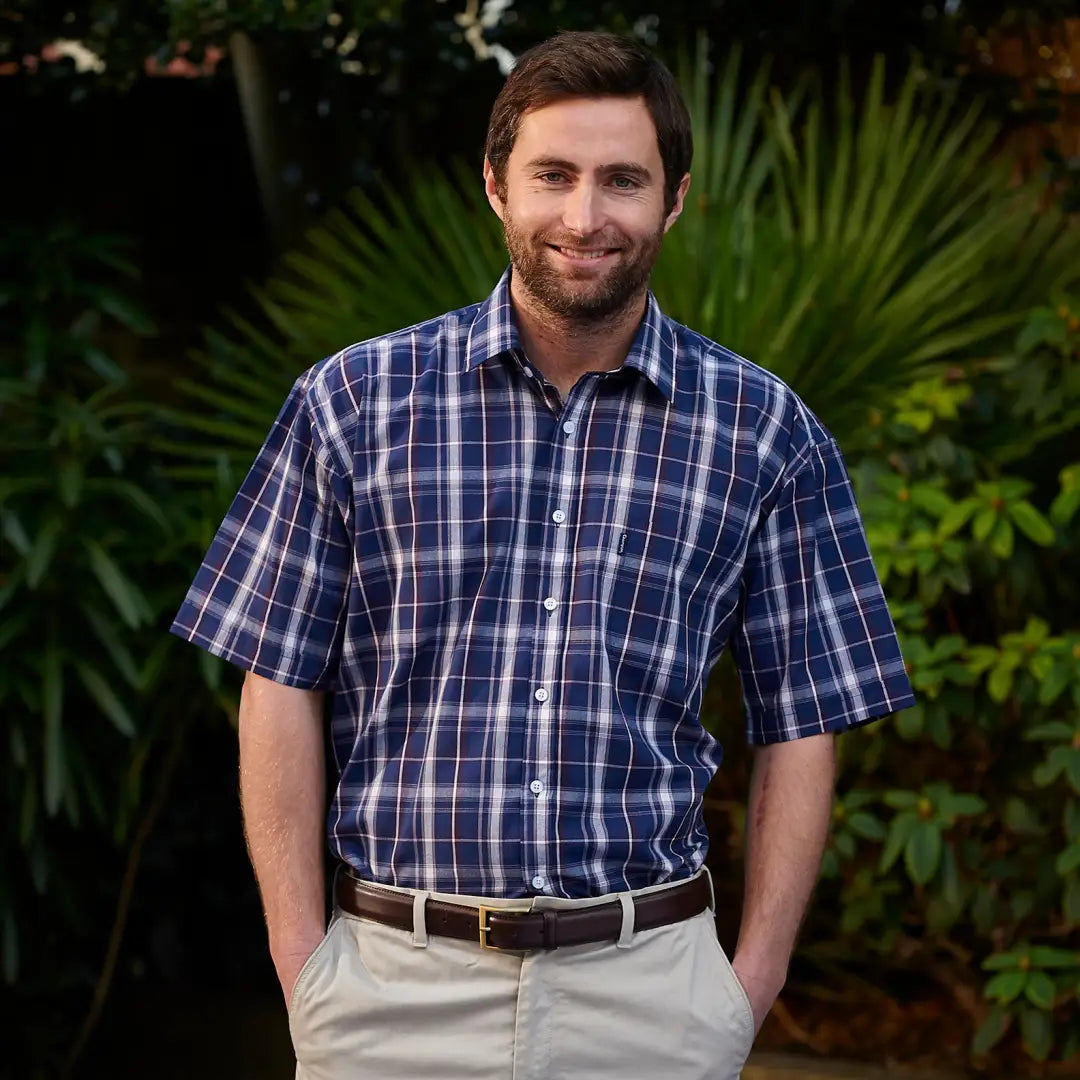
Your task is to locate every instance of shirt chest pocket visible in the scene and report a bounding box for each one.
[600,488,750,701]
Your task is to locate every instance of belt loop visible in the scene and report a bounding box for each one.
[616,892,635,949]
[702,865,716,914]
[412,891,430,948]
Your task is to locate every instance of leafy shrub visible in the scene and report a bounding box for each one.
[0,223,207,1074]
[799,302,1080,1066]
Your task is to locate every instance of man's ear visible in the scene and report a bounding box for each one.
[483,158,505,222]
[663,173,692,233]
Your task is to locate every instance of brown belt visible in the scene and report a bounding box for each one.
[335,869,710,952]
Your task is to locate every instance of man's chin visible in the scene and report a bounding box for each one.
[511,254,647,319]
[541,264,621,303]
[540,287,630,320]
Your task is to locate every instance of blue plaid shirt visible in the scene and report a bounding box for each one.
[173,269,914,899]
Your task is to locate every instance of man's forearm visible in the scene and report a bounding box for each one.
[238,670,327,994]
[733,733,836,1021]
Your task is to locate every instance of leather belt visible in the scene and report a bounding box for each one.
[334,869,711,951]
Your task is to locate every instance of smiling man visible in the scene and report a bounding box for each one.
[173,31,913,1080]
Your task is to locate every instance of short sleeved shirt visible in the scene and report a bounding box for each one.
[173,269,914,898]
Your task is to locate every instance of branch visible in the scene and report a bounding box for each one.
[62,724,187,1078]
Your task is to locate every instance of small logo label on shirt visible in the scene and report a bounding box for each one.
[618,532,628,555]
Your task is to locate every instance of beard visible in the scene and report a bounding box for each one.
[501,207,665,323]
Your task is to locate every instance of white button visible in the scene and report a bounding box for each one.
[562,420,576,435]
[524,367,535,378]
[529,779,544,795]
[542,597,557,611]
[534,687,549,703]
[552,509,566,524]
[532,875,546,890]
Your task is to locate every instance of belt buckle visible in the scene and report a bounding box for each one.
[478,905,518,951]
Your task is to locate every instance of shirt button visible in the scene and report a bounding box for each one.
[524,367,535,378]
[552,509,566,524]
[562,420,576,435]
[542,597,557,611]
[534,687,549,703]
[529,779,544,795]
[532,875,546,890]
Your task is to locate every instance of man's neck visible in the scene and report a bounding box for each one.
[509,277,646,400]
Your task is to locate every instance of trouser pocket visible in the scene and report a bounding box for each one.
[696,912,756,1076]
[288,916,341,1018]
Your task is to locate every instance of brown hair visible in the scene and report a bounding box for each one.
[484,31,692,214]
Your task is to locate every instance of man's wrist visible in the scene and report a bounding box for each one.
[270,922,327,956]
[270,925,328,1002]
[731,950,788,1034]
[731,942,790,997]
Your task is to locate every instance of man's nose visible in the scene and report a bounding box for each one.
[561,182,602,236]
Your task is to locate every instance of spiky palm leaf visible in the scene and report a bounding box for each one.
[652,49,1080,429]
[664,55,1080,436]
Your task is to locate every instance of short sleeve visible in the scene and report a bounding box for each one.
[171,375,352,690]
[731,437,914,745]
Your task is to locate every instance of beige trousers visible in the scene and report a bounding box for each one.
[288,868,755,1080]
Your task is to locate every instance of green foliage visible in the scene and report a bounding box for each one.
[656,51,1080,437]
[0,224,178,989]
[815,301,1080,1064]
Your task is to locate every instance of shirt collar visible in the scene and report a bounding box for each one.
[464,267,677,403]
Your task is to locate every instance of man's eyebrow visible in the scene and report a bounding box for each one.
[523,157,580,173]
[523,157,654,183]
[603,162,653,183]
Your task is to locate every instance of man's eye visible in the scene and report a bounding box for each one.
[539,172,566,183]
[611,176,638,190]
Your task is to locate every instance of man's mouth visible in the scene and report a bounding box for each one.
[548,245,618,261]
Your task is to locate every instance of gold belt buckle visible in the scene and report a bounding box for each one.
[478,905,523,951]
[478,905,500,950]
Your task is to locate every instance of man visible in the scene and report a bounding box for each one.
[173,30,914,1080]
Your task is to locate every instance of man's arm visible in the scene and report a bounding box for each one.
[731,732,836,1032]
[238,670,327,1005]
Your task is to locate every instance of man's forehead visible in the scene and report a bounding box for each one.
[512,95,660,161]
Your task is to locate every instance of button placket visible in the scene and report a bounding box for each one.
[523,381,597,900]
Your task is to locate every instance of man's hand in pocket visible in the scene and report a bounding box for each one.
[273,929,328,1008]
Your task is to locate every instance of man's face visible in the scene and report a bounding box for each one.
[484,95,689,321]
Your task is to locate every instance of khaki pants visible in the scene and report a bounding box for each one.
[288,868,755,1080]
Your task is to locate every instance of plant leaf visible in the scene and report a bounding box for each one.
[879,811,916,872]
[74,661,136,737]
[985,969,1028,1003]
[83,540,153,629]
[1024,970,1056,1010]
[1020,1005,1054,1061]
[1008,500,1056,546]
[42,647,65,817]
[971,1004,1010,1055]
[846,811,887,841]
[905,821,942,885]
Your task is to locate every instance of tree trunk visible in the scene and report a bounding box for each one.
[229,30,287,251]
